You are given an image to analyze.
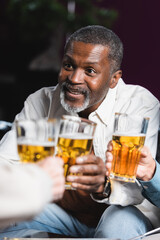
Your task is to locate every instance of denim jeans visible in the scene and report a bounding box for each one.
[0,203,153,240]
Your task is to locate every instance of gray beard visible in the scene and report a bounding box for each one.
[60,87,90,113]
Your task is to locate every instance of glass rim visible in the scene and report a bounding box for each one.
[61,115,97,127]
[15,118,57,124]
[114,112,150,121]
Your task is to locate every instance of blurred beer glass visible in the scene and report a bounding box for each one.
[56,115,97,190]
[110,113,149,182]
[16,118,58,163]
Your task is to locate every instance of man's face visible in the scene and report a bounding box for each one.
[58,41,113,117]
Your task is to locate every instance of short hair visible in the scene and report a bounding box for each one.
[64,25,123,75]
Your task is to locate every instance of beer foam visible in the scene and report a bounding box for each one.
[59,133,93,140]
[113,132,146,137]
[17,139,55,146]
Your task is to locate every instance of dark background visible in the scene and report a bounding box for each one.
[0,0,160,122]
[110,0,160,98]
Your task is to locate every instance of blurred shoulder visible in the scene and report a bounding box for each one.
[116,79,159,105]
[28,84,60,100]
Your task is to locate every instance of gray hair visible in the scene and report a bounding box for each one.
[64,25,123,75]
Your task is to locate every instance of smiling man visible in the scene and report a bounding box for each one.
[59,32,122,117]
[59,41,119,116]
[0,25,159,240]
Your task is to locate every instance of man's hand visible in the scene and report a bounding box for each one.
[37,157,65,201]
[67,154,106,193]
[106,141,156,181]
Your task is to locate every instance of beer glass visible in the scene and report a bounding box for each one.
[56,115,97,190]
[110,113,149,182]
[16,118,58,163]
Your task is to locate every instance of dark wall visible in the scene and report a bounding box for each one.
[104,0,160,100]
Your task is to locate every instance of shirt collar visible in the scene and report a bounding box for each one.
[89,78,123,126]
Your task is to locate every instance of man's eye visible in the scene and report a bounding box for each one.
[64,63,73,70]
[86,68,96,75]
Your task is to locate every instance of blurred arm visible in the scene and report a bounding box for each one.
[139,161,160,208]
[0,156,64,229]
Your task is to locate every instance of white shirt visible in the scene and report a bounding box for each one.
[0,78,159,226]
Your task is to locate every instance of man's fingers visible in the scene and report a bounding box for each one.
[106,151,113,162]
[76,154,98,164]
[107,140,113,151]
[69,164,102,174]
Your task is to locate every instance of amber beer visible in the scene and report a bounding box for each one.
[57,133,93,189]
[110,133,146,182]
[16,118,57,163]
[17,140,55,163]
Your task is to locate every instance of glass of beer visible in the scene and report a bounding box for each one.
[56,115,97,190]
[110,113,149,182]
[16,118,58,163]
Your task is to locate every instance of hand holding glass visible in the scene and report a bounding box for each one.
[110,113,149,182]
[56,115,97,190]
[16,119,57,163]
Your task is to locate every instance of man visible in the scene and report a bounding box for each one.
[0,156,64,230]
[0,25,159,240]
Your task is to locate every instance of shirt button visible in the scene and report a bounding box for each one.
[143,185,148,189]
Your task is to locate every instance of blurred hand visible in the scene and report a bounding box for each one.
[106,141,156,181]
[67,154,106,193]
[37,157,65,201]
[136,146,156,181]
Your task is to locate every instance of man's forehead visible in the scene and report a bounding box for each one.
[65,41,109,59]
[66,41,108,50]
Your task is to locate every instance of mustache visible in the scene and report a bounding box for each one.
[61,82,89,95]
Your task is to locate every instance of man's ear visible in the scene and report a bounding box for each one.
[109,70,122,89]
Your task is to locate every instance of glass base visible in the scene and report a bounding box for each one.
[110,173,136,183]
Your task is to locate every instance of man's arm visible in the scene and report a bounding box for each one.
[138,158,160,208]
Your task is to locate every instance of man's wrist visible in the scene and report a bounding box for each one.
[91,177,111,200]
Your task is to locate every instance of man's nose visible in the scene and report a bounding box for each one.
[68,69,83,84]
